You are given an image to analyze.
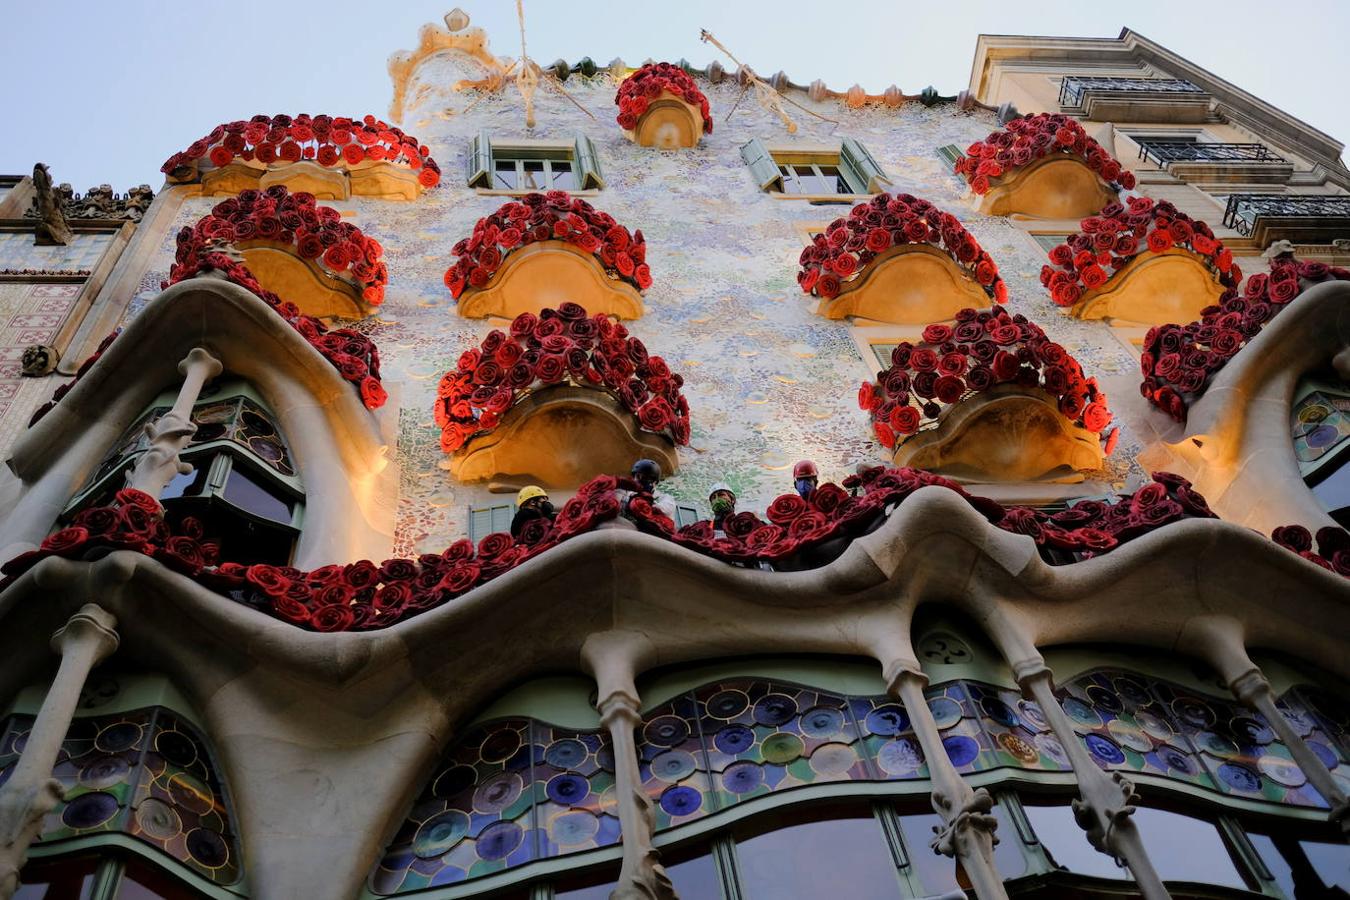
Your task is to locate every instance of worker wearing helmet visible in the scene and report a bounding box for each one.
[625,458,678,522]
[708,481,736,533]
[510,485,556,538]
[793,460,819,500]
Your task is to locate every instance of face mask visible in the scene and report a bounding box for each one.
[637,477,657,492]
[711,497,734,516]
[795,478,815,498]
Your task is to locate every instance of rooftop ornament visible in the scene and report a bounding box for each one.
[174,185,389,316]
[798,193,1007,323]
[160,114,441,200]
[1041,197,1237,324]
[443,191,648,320]
[1141,254,1350,422]
[859,307,1115,482]
[2,470,1261,634]
[956,113,1134,218]
[615,63,712,149]
[434,303,687,485]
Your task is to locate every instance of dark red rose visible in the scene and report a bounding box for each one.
[1272,524,1314,553]
[766,493,809,525]
[246,564,291,597]
[41,526,90,553]
[115,488,162,514]
[311,604,356,632]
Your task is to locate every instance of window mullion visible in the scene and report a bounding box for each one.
[711,833,746,900]
[89,856,123,900]
[872,800,930,897]
[1215,813,1284,897]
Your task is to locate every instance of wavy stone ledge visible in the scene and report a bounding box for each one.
[1070,248,1225,325]
[456,241,644,320]
[818,244,990,324]
[0,488,1345,899]
[624,93,705,150]
[236,241,374,319]
[973,154,1118,220]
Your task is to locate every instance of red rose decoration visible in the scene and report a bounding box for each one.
[444,194,651,300]
[616,63,713,135]
[957,114,1134,197]
[796,193,1006,307]
[766,494,809,526]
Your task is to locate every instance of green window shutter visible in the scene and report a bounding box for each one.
[936,144,965,175]
[573,133,604,189]
[468,503,514,542]
[465,129,492,188]
[839,138,890,193]
[740,138,783,192]
[675,504,701,529]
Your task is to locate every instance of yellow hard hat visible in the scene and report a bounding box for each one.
[517,485,548,505]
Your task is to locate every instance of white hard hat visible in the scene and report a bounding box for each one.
[708,481,735,499]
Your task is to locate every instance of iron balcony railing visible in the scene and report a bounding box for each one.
[1223,194,1350,236]
[1137,141,1286,167]
[1059,76,1205,108]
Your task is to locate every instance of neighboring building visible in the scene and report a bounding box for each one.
[0,12,1347,900]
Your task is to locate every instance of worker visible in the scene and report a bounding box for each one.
[708,481,736,534]
[510,485,556,538]
[625,458,678,522]
[793,460,819,500]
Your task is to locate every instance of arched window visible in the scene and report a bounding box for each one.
[2,672,244,897]
[64,378,303,565]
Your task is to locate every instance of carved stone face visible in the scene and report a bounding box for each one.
[21,344,57,377]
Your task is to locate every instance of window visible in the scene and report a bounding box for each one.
[16,854,210,900]
[1292,376,1350,528]
[466,130,604,192]
[936,144,964,175]
[1030,233,1072,252]
[468,502,515,542]
[1247,829,1350,897]
[65,380,303,565]
[733,810,903,899]
[741,138,890,197]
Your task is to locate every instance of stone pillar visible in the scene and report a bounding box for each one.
[0,604,119,898]
[124,347,222,498]
[1230,669,1349,831]
[885,660,1008,900]
[581,634,674,900]
[1013,662,1171,900]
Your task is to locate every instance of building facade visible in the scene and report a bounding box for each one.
[0,11,1348,900]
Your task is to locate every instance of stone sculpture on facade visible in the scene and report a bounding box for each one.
[28,163,72,246]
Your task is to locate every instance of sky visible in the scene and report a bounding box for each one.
[1,0,1347,190]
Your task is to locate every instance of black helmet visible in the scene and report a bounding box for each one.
[631,458,662,481]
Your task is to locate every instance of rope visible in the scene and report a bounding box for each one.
[700,29,838,130]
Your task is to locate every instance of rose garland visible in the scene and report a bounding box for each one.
[1271,523,1350,576]
[173,185,388,306]
[1141,257,1350,422]
[1040,197,1238,308]
[858,307,1115,452]
[797,193,1009,303]
[615,63,713,134]
[443,192,652,300]
[955,112,1136,195]
[434,304,689,453]
[161,113,442,188]
[6,471,1280,634]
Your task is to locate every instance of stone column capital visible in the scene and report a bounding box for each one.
[50,603,118,662]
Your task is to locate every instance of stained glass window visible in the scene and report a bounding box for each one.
[0,708,241,886]
[371,719,619,894]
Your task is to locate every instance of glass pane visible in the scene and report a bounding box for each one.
[1303,839,1350,891]
[1251,832,1350,897]
[735,814,901,900]
[778,164,804,194]
[493,160,518,190]
[551,161,578,190]
[222,465,294,524]
[14,855,98,899]
[160,459,211,500]
[1023,803,1126,880]
[899,812,962,894]
[1132,807,1246,888]
[666,848,722,899]
[522,159,545,191]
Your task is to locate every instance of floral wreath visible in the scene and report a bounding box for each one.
[615,63,713,134]
[434,303,689,453]
[797,193,1009,303]
[443,192,652,299]
[175,185,389,306]
[858,307,1115,452]
[161,113,442,188]
[1141,256,1350,422]
[955,112,1136,195]
[15,470,1314,636]
[1040,197,1238,308]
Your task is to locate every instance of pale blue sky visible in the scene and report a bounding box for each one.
[1,0,1346,189]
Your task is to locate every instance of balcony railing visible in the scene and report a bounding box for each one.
[1223,194,1350,237]
[1059,76,1205,108]
[1138,141,1286,167]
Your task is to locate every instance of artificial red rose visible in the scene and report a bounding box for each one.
[73,506,118,536]
[1081,402,1112,433]
[359,376,387,409]
[442,562,481,594]
[937,353,967,377]
[992,351,1020,382]
[246,564,291,597]
[311,604,355,632]
[974,260,997,286]
[1272,524,1314,553]
[922,324,953,345]
[1146,229,1174,254]
[1080,264,1108,290]
[810,482,849,514]
[41,526,90,553]
[891,405,921,434]
[477,532,513,560]
[1269,278,1300,304]
[115,488,162,514]
[858,382,880,411]
[766,493,809,525]
[934,375,965,404]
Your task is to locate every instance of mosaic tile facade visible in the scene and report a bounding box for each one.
[100,69,1166,555]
